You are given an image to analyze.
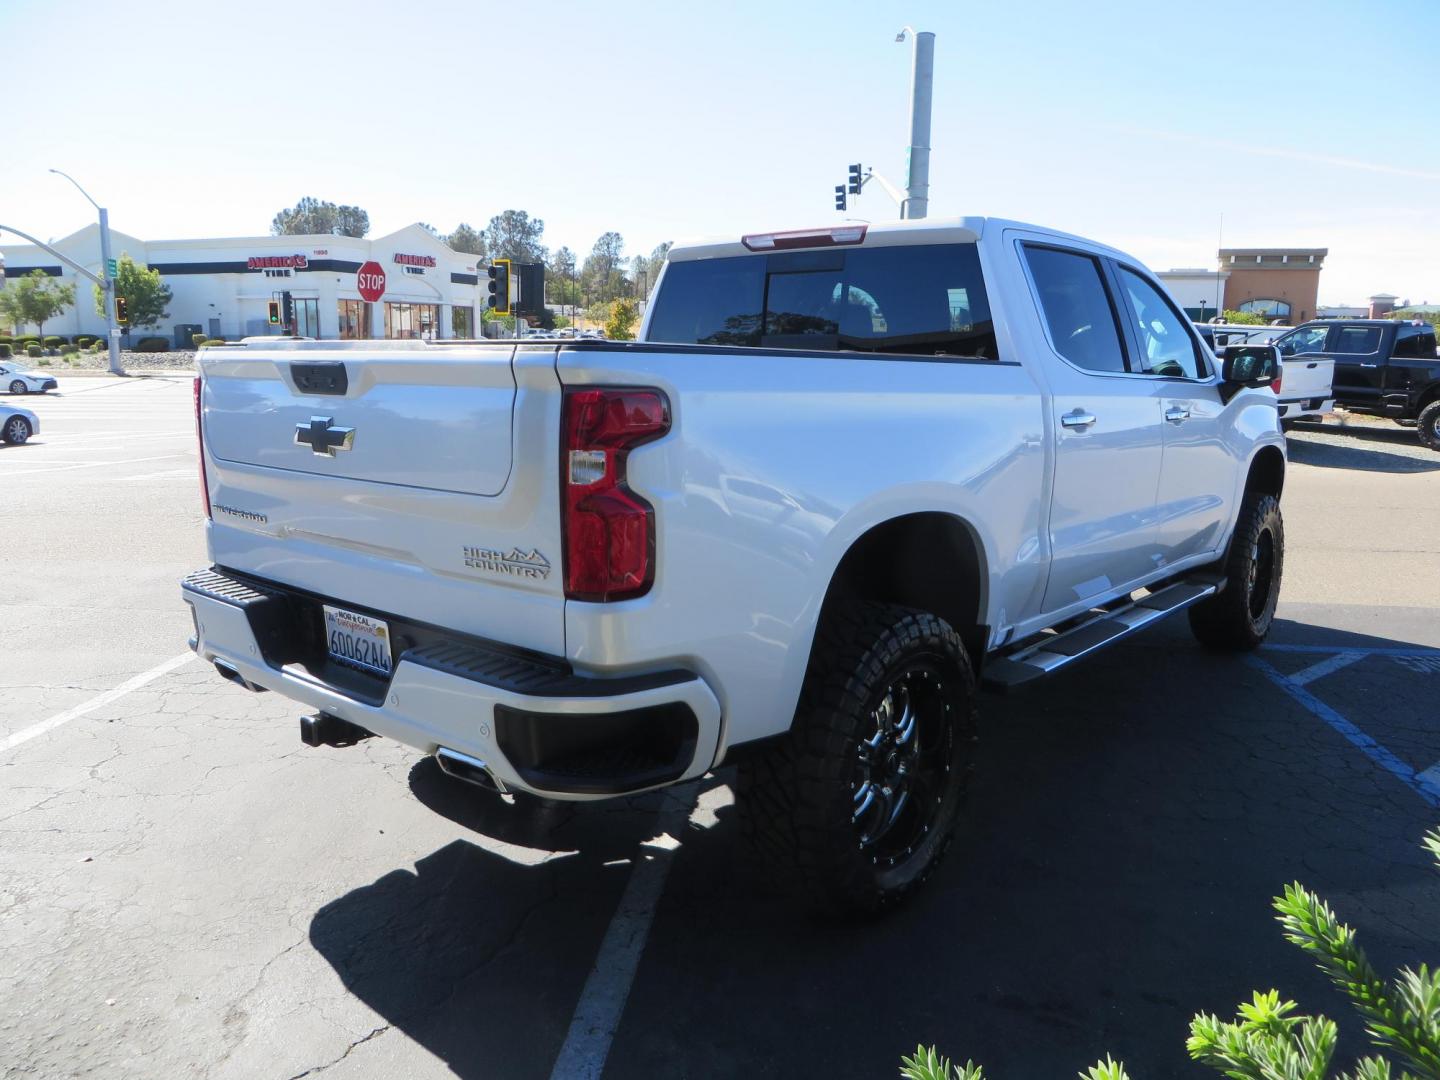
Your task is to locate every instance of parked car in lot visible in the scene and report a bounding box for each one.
[183,217,1287,912]
[0,362,58,395]
[2,403,38,444]
[1195,323,1333,425]
[1272,319,1440,449]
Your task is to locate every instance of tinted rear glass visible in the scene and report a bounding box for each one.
[647,244,999,359]
[1394,326,1437,358]
[1332,326,1382,354]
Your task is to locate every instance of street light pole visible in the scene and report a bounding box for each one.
[895,27,935,220]
[50,169,123,376]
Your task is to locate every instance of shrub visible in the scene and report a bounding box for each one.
[191,332,207,348]
[0,344,11,359]
[134,337,170,353]
[59,343,78,355]
[909,827,1440,1080]
[26,344,42,358]
[201,338,225,347]
[91,340,105,353]
[74,334,97,348]
[1221,309,1270,326]
[0,336,11,345]
[37,357,52,367]
[42,335,63,347]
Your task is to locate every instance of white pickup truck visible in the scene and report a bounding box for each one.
[1196,323,1335,425]
[183,218,1287,912]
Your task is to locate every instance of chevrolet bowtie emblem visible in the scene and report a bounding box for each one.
[294,415,355,457]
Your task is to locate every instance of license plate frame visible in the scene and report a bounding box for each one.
[322,604,393,678]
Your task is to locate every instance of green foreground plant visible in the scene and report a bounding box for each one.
[904,828,1440,1079]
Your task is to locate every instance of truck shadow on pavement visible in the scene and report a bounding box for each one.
[1286,424,1440,473]
[308,625,1440,1080]
[306,762,732,1080]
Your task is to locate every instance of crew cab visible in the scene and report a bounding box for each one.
[1272,319,1440,449]
[182,218,1287,912]
[1195,323,1333,425]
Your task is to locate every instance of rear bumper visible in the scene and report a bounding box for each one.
[181,567,721,800]
[1279,397,1334,419]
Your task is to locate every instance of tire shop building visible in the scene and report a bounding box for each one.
[0,222,481,343]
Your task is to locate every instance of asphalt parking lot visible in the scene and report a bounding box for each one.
[3,378,1438,1079]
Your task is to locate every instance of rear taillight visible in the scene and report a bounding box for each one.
[561,387,670,601]
[194,376,211,518]
[1271,370,1283,394]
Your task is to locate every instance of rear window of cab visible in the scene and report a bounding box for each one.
[646,243,1000,360]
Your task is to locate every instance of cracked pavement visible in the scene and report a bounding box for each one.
[2,381,1439,1078]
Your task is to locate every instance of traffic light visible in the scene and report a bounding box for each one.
[281,291,294,330]
[487,259,511,315]
[848,163,863,195]
[114,296,129,325]
[267,300,282,325]
[834,185,847,211]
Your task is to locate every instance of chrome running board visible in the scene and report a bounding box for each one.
[981,575,1223,692]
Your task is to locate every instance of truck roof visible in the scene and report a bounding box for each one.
[665,216,1139,265]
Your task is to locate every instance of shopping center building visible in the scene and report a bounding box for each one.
[0,222,482,343]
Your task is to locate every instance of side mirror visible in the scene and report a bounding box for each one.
[1220,344,1280,388]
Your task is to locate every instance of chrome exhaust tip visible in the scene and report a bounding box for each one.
[435,747,508,793]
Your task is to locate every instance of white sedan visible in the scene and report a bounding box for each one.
[2,403,37,444]
[0,362,58,394]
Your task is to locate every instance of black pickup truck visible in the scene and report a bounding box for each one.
[1272,319,1440,450]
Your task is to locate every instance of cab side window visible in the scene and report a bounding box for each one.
[1022,245,1127,373]
[1277,326,1330,356]
[1332,326,1382,354]
[1117,267,1207,379]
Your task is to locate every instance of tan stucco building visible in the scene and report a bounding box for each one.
[1218,248,1327,324]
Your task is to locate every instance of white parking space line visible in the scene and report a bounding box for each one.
[549,784,702,1080]
[39,430,191,441]
[4,453,188,476]
[0,652,195,756]
[1289,650,1367,686]
[1246,653,1440,808]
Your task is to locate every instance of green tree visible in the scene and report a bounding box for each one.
[93,254,172,331]
[583,231,628,303]
[446,223,486,257]
[0,269,76,339]
[605,297,638,340]
[482,210,547,264]
[271,196,370,237]
[548,246,580,307]
[630,241,672,300]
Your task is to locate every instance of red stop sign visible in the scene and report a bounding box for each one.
[356,261,386,302]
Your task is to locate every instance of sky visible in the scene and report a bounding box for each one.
[5,0,1438,305]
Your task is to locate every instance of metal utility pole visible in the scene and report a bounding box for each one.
[50,169,123,376]
[895,27,935,220]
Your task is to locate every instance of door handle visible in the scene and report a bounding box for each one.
[1060,410,1096,430]
[1164,406,1191,424]
[1306,362,1318,368]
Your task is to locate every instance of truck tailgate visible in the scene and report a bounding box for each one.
[1280,356,1333,403]
[198,343,567,657]
[205,350,514,495]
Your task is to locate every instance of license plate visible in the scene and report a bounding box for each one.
[323,605,393,677]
